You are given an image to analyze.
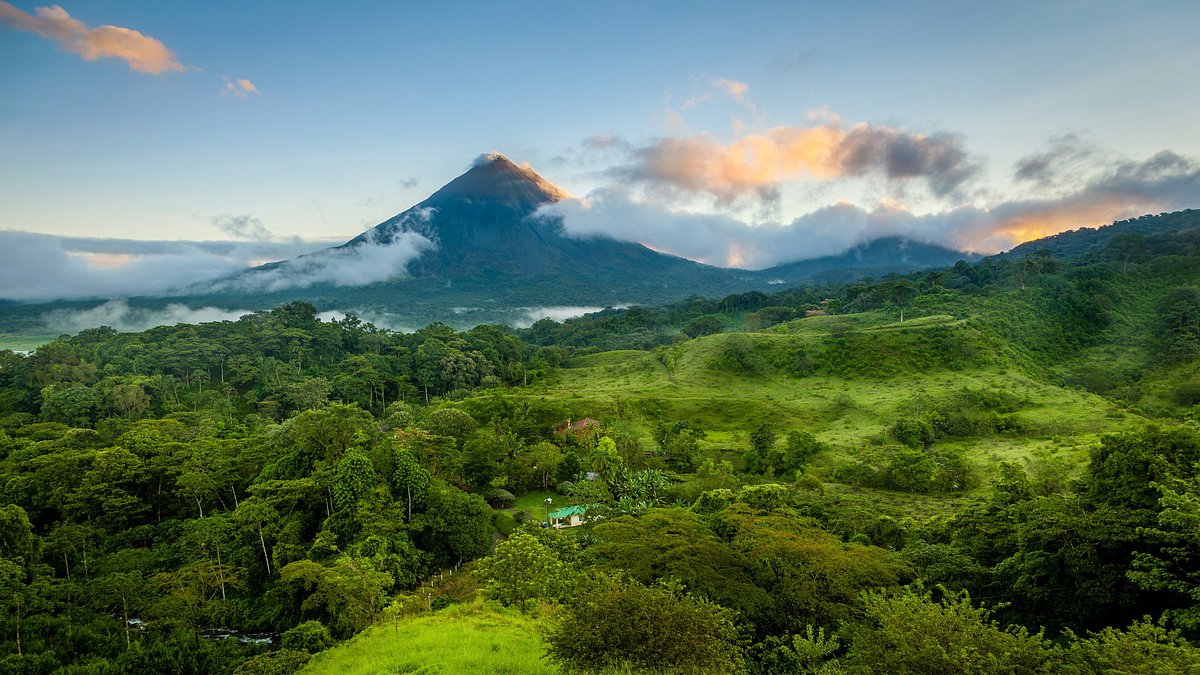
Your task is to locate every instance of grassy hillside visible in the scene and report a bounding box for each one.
[301,603,555,675]
[504,309,1138,501]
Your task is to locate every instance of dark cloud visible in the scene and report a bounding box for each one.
[834,126,979,197]
[1013,133,1105,187]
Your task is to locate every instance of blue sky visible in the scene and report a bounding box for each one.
[1,0,1199,296]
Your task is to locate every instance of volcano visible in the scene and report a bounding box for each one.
[157,153,972,327]
[337,152,711,280]
[187,154,756,324]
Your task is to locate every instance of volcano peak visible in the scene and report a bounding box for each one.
[423,153,569,207]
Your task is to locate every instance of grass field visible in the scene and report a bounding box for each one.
[301,602,556,675]
[500,313,1140,501]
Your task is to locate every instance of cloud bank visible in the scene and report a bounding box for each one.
[225,229,433,293]
[212,208,438,293]
[42,299,255,334]
[0,2,184,74]
[0,231,329,302]
[547,148,1200,269]
[0,207,437,302]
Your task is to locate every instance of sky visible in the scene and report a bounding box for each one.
[2,0,1199,300]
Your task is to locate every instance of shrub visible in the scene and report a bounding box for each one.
[545,576,746,674]
[485,488,515,509]
[281,620,334,653]
[891,417,936,449]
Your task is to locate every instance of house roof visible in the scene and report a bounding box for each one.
[548,504,591,519]
[554,417,602,434]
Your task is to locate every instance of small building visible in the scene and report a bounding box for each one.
[547,504,594,529]
[554,417,602,437]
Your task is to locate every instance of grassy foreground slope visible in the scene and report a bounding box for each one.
[302,603,555,675]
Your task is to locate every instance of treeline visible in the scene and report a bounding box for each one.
[0,301,575,427]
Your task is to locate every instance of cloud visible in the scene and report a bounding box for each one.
[223,210,437,293]
[546,149,1200,268]
[225,231,433,293]
[583,133,630,151]
[0,220,435,301]
[223,76,259,97]
[713,77,749,103]
[42,299,254,334]
[0,231,329,302]
[512,306,615,329]
[616,119,980,203]
[0,2,184,74]
[682,77,754,111]
[1013,133,1106,188]
[212,214,273,241]
[834,126,977,197]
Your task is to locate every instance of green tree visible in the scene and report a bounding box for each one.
[881,278,917,322]
[784,430,824,473]
[391,446,431,520]
[1060,617,1200,673]
[280,620,334,653]
[475,530,577,611]
[1107,232,1149,276]
[589,436,623,482]
[589,508,768,618]
[279,556,394,637]
[40,385,105,427]
[841,587,1055,674]
[1156,287,1200,360]
[545,575,747,675]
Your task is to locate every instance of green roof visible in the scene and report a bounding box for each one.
[548,504,591,519]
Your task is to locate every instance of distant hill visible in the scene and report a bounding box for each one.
[760,236,978,284]
[999,209,1200,261]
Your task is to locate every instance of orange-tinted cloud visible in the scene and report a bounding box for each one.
[224,77,259,97]
[0,2,183,74]
[623,121,978,202]
[713,77,749,102]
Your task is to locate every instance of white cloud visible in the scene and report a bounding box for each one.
[226,229,433,292]
[42,299,254,333]
[512,306,614,328]
[0,231,330,301]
